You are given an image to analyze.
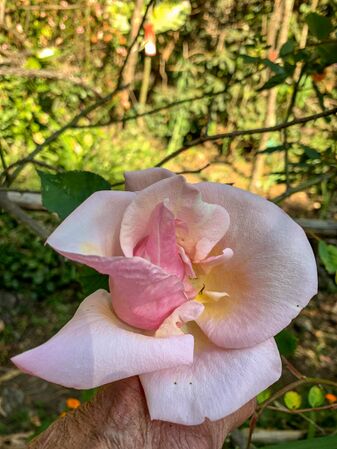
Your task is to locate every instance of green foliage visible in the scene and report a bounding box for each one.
[308,386,325,408]
[78,266,109,297]
[275,329,298,357]
[151,0,191,33]
[39,170,111,220]
[257,388,272,405]
[284,391,302,410]
[319,241,337,278]
[0,214,77,300]
[305,13,334,40]
[262,435,337,449]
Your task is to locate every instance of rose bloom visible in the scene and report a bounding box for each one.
[12,168,317,425]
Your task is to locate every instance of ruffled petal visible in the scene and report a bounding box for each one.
[140,331,281,425]
[109,257,187,330]
[134,202,185,279]
[120,175,229,261]
[124,168,175,191]
[11,290,194,389]
[195,182,317,348]
[47,190,134,272]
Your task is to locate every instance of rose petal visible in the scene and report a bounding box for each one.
[47,190,134,272]
[109,257,187,330]
[120,175,229,261]
[195,183,317,348]
[155,300,204,337]
[11,290,194,389]
[140,330,281,425]
[124,168,175,191]
[134,202,185,279]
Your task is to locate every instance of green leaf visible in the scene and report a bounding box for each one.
[300,145,321,159]
[257,388,271,405]
[239,54,262,64]
[262,436,337,449]
[318,241,337,275]
[305,13,334,40]
[38,170,111,220]
[77,266,109,297]
[258,73,288,91]
[308,386,325,408]
[280,39,296,58]
[261,59,285,75]
[275,329,298,357]
[317,43,337,67]
[284,391,302,410]
[259,145,285,154]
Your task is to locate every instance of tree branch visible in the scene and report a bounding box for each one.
[0,191,49,239]
[155,107,337,167]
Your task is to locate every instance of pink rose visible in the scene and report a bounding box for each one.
[12,168,317,425]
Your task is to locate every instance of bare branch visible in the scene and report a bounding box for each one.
[267,404,337,415]
[0,191,49,239]
[155,107,337,167]
[272,171,335,203]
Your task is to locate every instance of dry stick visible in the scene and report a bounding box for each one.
[246,377,337,449]
[281,356,306,380]
[155,107,337,168]
[0,191,49,239]
[3,0,155,187]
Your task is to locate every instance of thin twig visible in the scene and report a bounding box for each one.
[272,171,335,203]
[267,404,337,414]
[281,356,306,380]
[176,163,210,175]
[74,88,228,128]
[0,191,49,239]
[155,107,337,168]
[73,70,260,129]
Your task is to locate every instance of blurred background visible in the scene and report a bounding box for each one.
[0,1,336,448]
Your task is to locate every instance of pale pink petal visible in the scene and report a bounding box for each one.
[47,190,134,272]
[120,175,229,261]
[109,257,187,330]
[134,202,184,279]
[195,183,317,348]
[141,332,281,425]
[196,247,233,274]
[11,290,194,389]
[124,168,175,191]
[155,300,204,337]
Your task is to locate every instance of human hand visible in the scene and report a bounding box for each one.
[29,376,254,449]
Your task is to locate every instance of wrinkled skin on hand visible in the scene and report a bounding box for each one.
[29,377,254,449]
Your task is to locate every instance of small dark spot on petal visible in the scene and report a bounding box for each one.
[174,382,177,385]
[189,382,192,385]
